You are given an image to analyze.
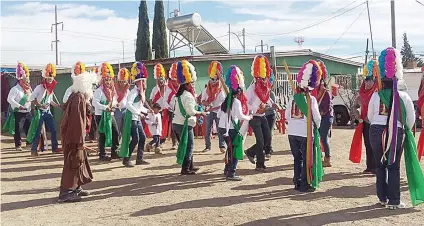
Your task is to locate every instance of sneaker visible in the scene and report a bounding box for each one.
[220,148,226,154]
[155,147,163,154]
[136,159,150,165]
[58,192,82,203]
[111,153,121,160]
[244,150,255,164]
[379,200,388,207]
[145,144,152,152]
[99,156,112,162]
[123,160,135,167]
[226,175,242,181]
[323,157,332,167]
[31,151,39,157]
[16,146,23,151]
[255,166,267,172]
[386,202,406,210]
[202,148,211,153]
[299,185,316,193]
[180,170,196,175]
[265,154,271,159]
[75,187,90,196]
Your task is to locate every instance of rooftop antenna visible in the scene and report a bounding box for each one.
[294,36,304,49]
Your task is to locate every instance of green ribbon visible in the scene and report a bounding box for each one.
[176,97,189,165]
[26,93,49,144]
[119,110,133,158]
[225,94,244,161]
[98,100,112,147]
[2,94,28,135]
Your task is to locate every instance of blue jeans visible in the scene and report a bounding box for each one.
[31,110,58,152]
[149,135,160,148]
[205,111,225,149]
[173,123,194,170]
[114,108,126,137]
[219,128,238,177]
[129,120,146,160]
[319,115,333,158]
[369,124,404,205]
[288,135,308,189]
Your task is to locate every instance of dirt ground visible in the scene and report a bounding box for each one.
[1,129,424,226]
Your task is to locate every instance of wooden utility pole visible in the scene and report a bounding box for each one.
[365,38,369,65]
[51,5,63,65]
[391,0,396,48]
[366,1,375,57]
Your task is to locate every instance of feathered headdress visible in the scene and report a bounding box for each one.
[118,68,130,81]
[168,62,178,81]
[176,60,197,85]
[72,61,86,77]
[16,62,30,80]
[296,60,322,90]
[316,60,327,82]
[208,61,222,79]
[42,63,56,78]
[225,65,245,93]
[379,47,403,81]
[154,63,166,80]
[362,59,382,89]
[251,55,272,79]
[131,62,148,82]
[98,62,114,78]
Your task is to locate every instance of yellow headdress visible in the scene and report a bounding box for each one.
[42,63,56,78]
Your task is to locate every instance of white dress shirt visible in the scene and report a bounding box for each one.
[171,90,198,127]
[29,84,53,111]
[63,86,72,104]
[218,98,252,131]
[92,87,118,116]
[7,85,32,113]
[285,95,321,138]
[368,91,415,129]
[246,83,268,117]
[201,88,226,113]
[146,112,162,136]
[127,87,149,121]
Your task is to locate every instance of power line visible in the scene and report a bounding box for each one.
[326,7,367,54]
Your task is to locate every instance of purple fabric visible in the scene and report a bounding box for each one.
[319,91,333,118]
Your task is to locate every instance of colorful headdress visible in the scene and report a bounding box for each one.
[16,62,30,80]
[296,60,322,90]
[168,62,178,81]
[225,65,245,93]
[362,59,382,89]
[316,60,327,82]
[251,55,272,79]
[118,68,130,81]
[131,62,148,82]
[378,47,403,81]
[98,62,114,78]
[208,61,222,79]
[42,63,56,78]
[176,60,197,85]
[154,63,166,80]
[72,61,86,77]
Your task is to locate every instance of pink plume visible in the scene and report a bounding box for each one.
[230,68,238,92]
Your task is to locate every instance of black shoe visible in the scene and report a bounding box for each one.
[180,170,196,175]
[136,159,150,165]
[226,175,242,181]
[299,185,316,193]
[75,187,90,196]
[123,160,135,167]
[255,166,267,172]
[99,156,112,162]
[111,153,121,160]
[244,150,255,164]
[58,192,82,203]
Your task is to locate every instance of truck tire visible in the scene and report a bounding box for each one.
[334,106,349,126]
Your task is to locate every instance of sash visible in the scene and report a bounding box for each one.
[176,97,189,165]
[98,100,112,147]
[119,110,133,158]
[152,89,162,104]
[27,92,49,144]
[2,94,28,135]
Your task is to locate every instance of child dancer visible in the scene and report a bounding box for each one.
[146,103,162,154]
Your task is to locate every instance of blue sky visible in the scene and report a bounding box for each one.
[1,0,423,66]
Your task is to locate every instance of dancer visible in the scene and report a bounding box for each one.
[27,63,61,156]
[114,68,131,137]
[92,62,119,161]
[145,103,162,154]
[218,65,252,181]
[3,62,32,151]
[315,61,333,167]
[58,67,98,202]
[166,63,179,149]
[63,61,86,104]
[264,73,277,159]
[285,60,323,192]
[201,61,226,153]
[171,60,206,175]
[368,47,424,209]
[244,55,272,172]
[350,59,381,174]
[416,66,424,161]
[119,62,151,167]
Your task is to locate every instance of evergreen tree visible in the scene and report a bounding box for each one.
[135,0,151,61]
[401,33,422,68]
[152,0,168,59]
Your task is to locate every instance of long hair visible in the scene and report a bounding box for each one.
[220,88,241,113]
[176,83,188,97]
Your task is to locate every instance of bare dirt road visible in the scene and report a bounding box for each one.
[1,129,423,226]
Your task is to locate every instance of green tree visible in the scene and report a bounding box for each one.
[401,33,422,67]
[152,0,168,59]
[135,0,151,61]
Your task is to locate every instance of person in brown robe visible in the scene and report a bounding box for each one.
[58,67,97,203]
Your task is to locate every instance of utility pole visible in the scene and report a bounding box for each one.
[228,24,231,51]
[242,28,245,54]
[122,41,125,62]
[51,5,63,65]
[391,0,396,48]
[255,40,268,53]
[366,0,375,57]
[364,38,369,65]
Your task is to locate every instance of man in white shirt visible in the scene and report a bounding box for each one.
[201,61,226,153]
[4,62,32,151]
[114,68,131,138]
[28,63,61,156]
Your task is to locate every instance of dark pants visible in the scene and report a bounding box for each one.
[288,135,308,189]
[149,135,160,148]
[319,115,333,158]
[14,112,31,147]
[31,110,58,152]
[95,115,119,157]
[265,113,276,155]
[363,122,377,171]
[219,128,238,177]
[369,124,404,205]
[129,120,146,160]
[205,111,225,149]
[173,123,194,171]
[245,116,271,168]
[114,108,126,138]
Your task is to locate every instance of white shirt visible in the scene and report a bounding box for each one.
[7,85,32,113]
[149,86,173,110]
[29,84,53,111]
[201,88,226,113]
[285,95,321,138]
[368,91,415,129]
[63,86,72,104]
[246,83,268,117]
[218,98,252,131]
[92,87,118,116]
[171,90,198,127]
[127,87,149,121]
[146,112,162,136]
[117,89,130,110]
